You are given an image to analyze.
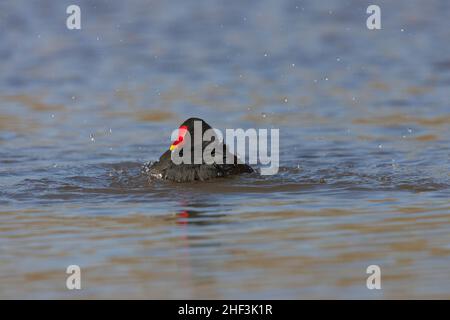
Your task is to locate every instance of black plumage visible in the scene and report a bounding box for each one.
[144,118,253,182]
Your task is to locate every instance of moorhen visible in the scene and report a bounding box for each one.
[144,118,253,182]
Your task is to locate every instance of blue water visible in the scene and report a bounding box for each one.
[0,0,449,298]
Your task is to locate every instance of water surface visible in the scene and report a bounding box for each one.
[1,0,450,299]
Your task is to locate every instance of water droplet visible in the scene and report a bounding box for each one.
[283,97,288,103]
[261,112,267,118]
[378,144,383,149]
[90,134,95,142]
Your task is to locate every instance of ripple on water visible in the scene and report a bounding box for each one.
[2,160,448,207]
[1,0,450,299]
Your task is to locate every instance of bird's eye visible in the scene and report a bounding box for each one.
[178,126,188,138]
[176,126,188,143]
[170,125,188,150]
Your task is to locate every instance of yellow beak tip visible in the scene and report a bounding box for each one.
[169,145,175,151]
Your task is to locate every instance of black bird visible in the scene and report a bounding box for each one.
[144,118,253,182]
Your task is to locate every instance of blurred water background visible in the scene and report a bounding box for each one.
[0,0,449,298]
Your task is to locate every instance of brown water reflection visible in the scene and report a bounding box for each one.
[1,0,450,299]
[1,200,450,299]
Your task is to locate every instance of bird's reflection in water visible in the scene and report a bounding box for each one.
[173,201,227,296]
[175,209,221,227]
[176,210,190,225]
[175,202,227,227]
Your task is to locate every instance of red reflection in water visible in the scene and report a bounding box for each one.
[177,210,189,224]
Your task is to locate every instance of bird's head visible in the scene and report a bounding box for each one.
[169,118,213,151]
